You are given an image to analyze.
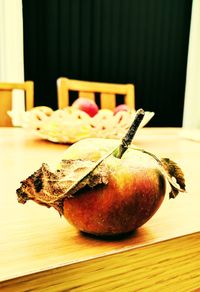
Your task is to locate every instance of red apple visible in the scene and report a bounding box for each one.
[62,138,166,235]
[72,98,99,117]
[114,104,131,115]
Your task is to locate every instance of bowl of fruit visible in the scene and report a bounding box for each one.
[20,98,154,143]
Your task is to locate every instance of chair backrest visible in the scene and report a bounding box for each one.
[0,81,34,126]
[57,77,135,111]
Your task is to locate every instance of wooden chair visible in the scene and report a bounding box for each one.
[0,81,34,126]
[57,77,135,110]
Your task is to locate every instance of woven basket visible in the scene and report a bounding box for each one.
[12,107,154,143]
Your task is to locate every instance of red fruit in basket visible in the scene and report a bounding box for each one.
[114,104,130,115]
[72,98,99,117]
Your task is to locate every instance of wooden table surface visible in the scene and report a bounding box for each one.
[0,127,199,291]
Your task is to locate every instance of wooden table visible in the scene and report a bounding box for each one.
[0,127,199,291]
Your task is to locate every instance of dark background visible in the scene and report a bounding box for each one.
[22,0,192,126]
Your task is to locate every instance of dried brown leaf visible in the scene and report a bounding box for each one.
[17,159,109,215]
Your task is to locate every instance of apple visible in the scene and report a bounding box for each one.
[72,98,99,117]
[16,109,185,237]
[114,104,131,115]
[62,138,166,235]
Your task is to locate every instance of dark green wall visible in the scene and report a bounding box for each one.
[22,0,192,126]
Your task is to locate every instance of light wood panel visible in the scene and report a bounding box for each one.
[0,91,12,126]
[79,91,95,100]
[0,81,34,126]
[100,93,116,110]
[0,127,199,291]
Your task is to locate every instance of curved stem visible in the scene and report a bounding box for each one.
[115,108,145,158]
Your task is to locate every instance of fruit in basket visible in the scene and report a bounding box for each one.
[114,104,131,115]
[16,109,186,236]
[72,98,99,117]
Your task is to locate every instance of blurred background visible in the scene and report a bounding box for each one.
[1,0,200,127]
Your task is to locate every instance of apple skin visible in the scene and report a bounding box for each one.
[114,104,131,115]
[62,138,166,236]
[72,98,99,117]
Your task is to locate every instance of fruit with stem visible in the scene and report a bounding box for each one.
[17,109,186,236]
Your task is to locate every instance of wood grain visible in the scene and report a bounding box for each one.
[0,127,199,291]
[1,233,199,291]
